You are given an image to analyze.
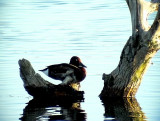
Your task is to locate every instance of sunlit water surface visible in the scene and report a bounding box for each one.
[0,0,160,121]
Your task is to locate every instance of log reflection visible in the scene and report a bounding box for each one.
[20,98,86,121]
[101,97,146,121]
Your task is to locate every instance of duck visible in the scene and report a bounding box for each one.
[39,56,87,85]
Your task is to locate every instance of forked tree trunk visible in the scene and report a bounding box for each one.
[100,0,160,97]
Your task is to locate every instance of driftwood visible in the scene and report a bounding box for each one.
[100,0,160,97]
[18,59,84,100]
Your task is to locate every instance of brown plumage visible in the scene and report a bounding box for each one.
[39,56,87,85]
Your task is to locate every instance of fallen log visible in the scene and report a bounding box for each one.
[18,59,84,100]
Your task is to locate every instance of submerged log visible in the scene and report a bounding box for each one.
[100,0,160,97]
[18,59,84,100]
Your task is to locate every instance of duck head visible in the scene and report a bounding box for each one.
[70,56,87,68]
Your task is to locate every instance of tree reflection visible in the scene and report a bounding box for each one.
[20,98,86,121]
[101,97,146,121]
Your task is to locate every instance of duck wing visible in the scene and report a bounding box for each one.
[46,63,78,81]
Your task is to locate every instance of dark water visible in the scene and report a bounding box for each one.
[0,0,160,121]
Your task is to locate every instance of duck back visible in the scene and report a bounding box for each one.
[46,63,75,81]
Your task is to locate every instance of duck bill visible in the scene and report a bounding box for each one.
[80,62,87,68]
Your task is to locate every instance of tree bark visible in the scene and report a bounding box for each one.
[100,0,160,97]
[18,59,84,99]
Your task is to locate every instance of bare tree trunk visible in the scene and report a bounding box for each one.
[18,59,84,99]
[100,0,160,97]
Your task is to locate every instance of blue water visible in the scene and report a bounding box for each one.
[0,0,160,121]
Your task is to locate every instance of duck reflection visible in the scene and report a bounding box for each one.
[20,98,86,121]
[101,97,146,121]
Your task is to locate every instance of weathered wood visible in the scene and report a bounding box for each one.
[100,0,160,97]
[18,59,84,99]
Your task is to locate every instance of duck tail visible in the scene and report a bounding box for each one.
[39,68,49,76]
[39,68,47,71]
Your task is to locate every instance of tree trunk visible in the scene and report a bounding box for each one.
[18,59,84,100]
[100,0,160,97]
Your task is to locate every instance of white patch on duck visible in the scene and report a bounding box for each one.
[41,68,49,76]
[60,76,73,85]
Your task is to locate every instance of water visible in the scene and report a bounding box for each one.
[0,0,160,121]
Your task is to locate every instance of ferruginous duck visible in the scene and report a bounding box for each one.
[39,56,87,85]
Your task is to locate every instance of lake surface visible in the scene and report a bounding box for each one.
[0,0,160,121]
